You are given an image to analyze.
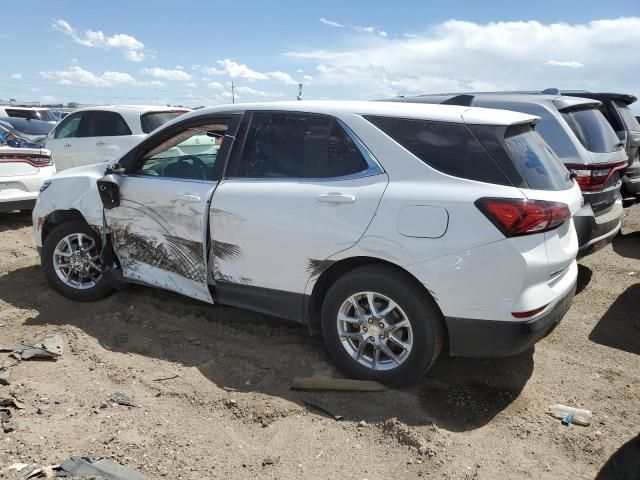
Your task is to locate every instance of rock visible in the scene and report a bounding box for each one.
[37,404,49,415]
[0,370,10,386]
[2,420,15,432]
[110,392,137,407]
[381,418,430,453]
[225,399,237,408]
[262,456,280,466]
[358,420,367,428]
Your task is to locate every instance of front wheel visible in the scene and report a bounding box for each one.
[42,220,114,302]
[321,265,444,386]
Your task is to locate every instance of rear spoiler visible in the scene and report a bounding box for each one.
[553,97,601,112]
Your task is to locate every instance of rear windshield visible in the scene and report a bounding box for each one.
[561,107,621,153]
[5,109,56,122]
[364,116,511,185]
[0,117,53,135]
[503,125,573,191]
[614,100,640,132]
[141,111,187,134]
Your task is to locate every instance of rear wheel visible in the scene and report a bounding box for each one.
[42,220,114,301]
[321,265,444,386]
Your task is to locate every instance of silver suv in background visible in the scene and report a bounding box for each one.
[387,92,628,257]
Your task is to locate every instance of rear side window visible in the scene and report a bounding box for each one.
[561,108,621,153]
[614,101,640,132]
[229,112,370,178]
[79,111,132,137]
[141,111,187,133]
[503,125,573,191]
[364,116,511,185]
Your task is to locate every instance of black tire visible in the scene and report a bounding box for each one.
[321,264,444,386]
[42,220,114,302]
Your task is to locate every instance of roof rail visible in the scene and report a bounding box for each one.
[540,88,560,95]
[441,94,474,106]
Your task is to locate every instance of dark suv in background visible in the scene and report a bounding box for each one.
[558,92,640,204]
[387,91,628,257]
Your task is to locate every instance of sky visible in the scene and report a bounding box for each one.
[2,0,640,112]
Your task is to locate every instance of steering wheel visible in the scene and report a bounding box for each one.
[174,155,208,180]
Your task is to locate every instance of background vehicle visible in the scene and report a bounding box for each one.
[0,117,54,144]
[33,101,582,384]
[558,91,640,204]
[0,106,58,123]
[44,105,190,171]
[387,92,628,257]
[0,145,54,212]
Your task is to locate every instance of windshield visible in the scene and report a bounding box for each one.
[0,117,55,135]
[141,111,187,134]
[561,107,621,153]
[614,101,640,132]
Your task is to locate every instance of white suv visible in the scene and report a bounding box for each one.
[44,106,189,171]
[32,101,582,384]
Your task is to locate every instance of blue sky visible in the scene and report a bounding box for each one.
[1,0,639,111]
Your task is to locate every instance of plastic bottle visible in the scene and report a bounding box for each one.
[547,404,592,426]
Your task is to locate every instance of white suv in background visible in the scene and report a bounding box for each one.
[44,105,189,171]
[33,101,582,384]
[0,106,58,124]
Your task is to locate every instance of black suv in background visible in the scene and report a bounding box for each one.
[559,92,640,204]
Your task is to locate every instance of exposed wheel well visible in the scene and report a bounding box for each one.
[307,256,445,336]
[41,209,88,245]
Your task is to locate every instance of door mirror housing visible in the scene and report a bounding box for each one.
[97,173,120,209]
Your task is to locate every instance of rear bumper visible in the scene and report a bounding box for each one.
[0,198,36,213]
[574,201,622,258]
[0,166,55,213]
[445,279,576,357]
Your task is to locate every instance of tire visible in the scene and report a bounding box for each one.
[321,264,444,386]
[42,220,114,302]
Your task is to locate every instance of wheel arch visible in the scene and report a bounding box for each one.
[41,209,92,245]
[306,256,445,336]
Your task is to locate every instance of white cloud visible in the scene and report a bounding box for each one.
[186,82,197,88]
[200,59,298,85]
[175,65,184,70]
[353,25,387,37]
[10,73,22,80]
[52,18,146,62]
[545,60,585,68]
[208,81,224,89]
[267,70,298,85]
[285,17,640,99]
[234,86,282,98]
[319,18,344,28]
[39,65,163,87]
[303,75,313,83]
[141,67,193,81]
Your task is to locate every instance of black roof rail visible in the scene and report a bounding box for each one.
[540,88,560,95]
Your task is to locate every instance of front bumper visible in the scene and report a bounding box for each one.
[445,279,577,357]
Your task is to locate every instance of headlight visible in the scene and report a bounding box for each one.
[39,181,52,193]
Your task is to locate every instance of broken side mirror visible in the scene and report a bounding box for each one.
[97,172,120,209]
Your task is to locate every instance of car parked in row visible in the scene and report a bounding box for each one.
[387,91,628,257]
[0,144,54,213]
[44,105,189,171]
[0,106,58,124]
[33,101,582,384]
[0,117,54,144]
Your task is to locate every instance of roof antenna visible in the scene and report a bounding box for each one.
[297,83,303,101]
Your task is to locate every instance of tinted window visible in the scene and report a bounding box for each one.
[54,112,84,139]
[503,125,573,190]
[229,113,369,178]
[561,108,621,153]
[79,111,132,137]
[141,111,187,133]
[365,116,511,185]
[5,109,56,122]
[0,118,53,135]
[614,101,640,132]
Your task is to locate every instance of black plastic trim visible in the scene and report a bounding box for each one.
[0,199,35,213]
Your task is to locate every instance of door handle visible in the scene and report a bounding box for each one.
[317,193,356,204]
[176,193,202,203]
[96,140,106,146]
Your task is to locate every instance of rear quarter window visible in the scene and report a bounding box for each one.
[364,116,511,185]
[141,111,187,133]
[614,101,640,132]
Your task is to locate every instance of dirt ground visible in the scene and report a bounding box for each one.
[0,208,639,480]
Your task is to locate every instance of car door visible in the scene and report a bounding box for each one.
[45,111,85,171]
[105,115,240,303]
[210,111,389,320]
[72,111,113,167]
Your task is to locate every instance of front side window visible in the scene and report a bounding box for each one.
[54,112,84,139]
[138,122,227,181]
[228,112,369,178]
[561,107,621,153]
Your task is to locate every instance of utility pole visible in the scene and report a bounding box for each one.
[297,83,303,101]
[231,81,235,104]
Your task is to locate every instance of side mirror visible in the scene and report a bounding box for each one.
[97,173,120,209]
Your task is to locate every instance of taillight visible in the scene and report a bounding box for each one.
[475,198,571,237]
[565,161,628,191]
[0,154,52,167]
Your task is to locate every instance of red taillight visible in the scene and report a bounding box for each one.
[565,161,628,191]
[475,198,571,237]
[512,305,548,318]
[0,154,52,167]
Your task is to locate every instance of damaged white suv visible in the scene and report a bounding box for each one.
[33,101,582,384]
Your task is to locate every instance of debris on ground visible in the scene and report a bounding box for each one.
[381,418,435,456]
[0,396,25,409]
[37,404,49,415]
[0,369,11,385]
[262,456,280,467]
[290,377,387,392]
[5,334,64,361]
[547,404,592,426]
[3,420,15,432]
[109,391,137,407]
[302,400,343,421]
[152,373,180,381]
[7,463,29,472]
[14,456,146,480]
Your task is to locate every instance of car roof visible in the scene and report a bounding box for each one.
[178,100,538,126]
[70,105,191,114]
